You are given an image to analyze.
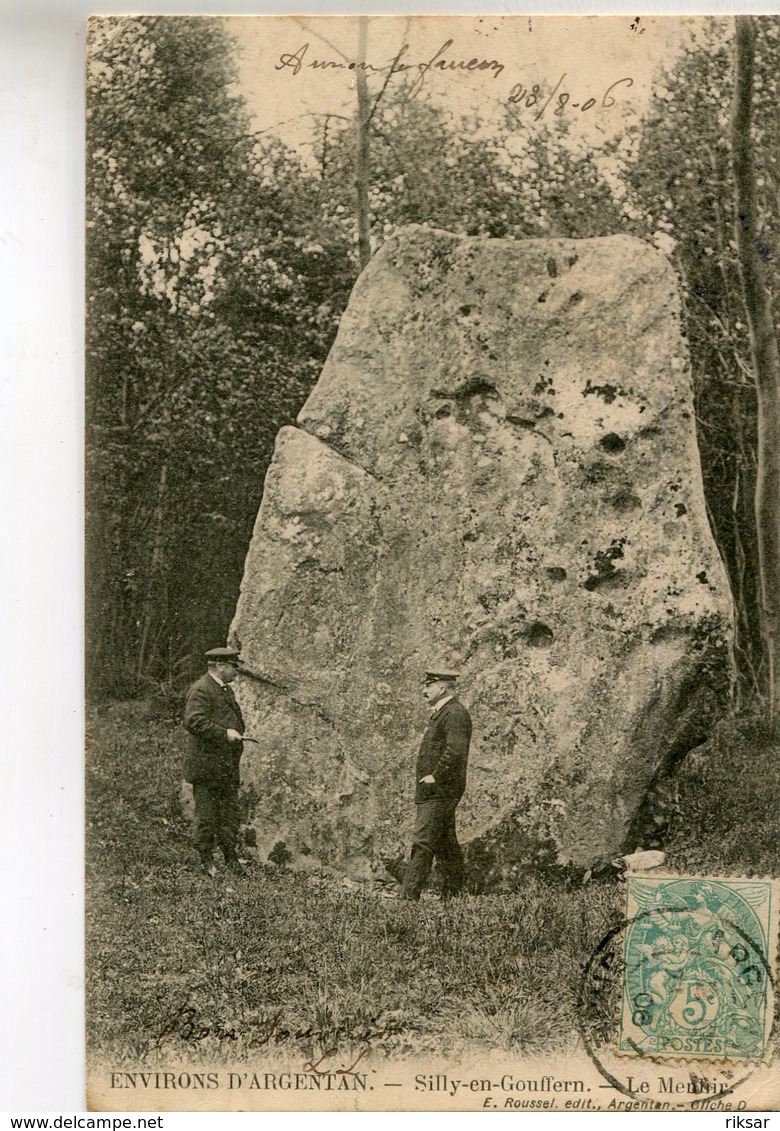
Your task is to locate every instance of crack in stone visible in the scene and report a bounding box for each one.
[237,666,335,725]
[297,424,384,484]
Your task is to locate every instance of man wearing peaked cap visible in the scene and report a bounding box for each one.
[423,667,459,683]
[401,665,473,901]
[183,646,246,874]
[204,647,242,663]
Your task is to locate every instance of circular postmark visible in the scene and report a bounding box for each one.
[577,877,775,1111]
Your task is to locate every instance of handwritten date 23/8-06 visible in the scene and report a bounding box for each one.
[507,74,633,120]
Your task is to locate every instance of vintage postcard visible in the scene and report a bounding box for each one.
[85,14,780,1112]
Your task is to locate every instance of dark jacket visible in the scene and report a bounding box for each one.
[414,697,472,805]
[183,673,245,788]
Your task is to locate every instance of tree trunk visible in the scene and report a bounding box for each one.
[137,460,168,683]
[731,15,780,732]
[355,17,371,271]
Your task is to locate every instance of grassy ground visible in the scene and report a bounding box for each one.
[86,704,778,1068]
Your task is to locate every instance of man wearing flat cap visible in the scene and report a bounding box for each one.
[183,647,246,873]
[401,667,472,901]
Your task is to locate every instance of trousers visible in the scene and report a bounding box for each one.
[402,799,464,900]
[192,782,240,863]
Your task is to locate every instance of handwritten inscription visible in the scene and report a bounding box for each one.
[275,42,634,127]
[156,1002,389,1074]
[276,40,504,96]
[508,74,634,120]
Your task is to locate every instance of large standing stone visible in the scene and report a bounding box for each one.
[231,228,732,879]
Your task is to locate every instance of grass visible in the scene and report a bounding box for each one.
[86,703,778,1069]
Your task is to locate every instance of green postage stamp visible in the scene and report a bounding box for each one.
[620,875,779,1062]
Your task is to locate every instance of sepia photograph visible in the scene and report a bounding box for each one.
[84,14,780,1112]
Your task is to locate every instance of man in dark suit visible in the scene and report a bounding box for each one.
[184,646,246,874]
[401,667,472,901]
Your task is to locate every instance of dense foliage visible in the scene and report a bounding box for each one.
[623,17,780,708]
[86,17,353,696]
[309,90,624,245]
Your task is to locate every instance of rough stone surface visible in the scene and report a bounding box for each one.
[230,228,732,881]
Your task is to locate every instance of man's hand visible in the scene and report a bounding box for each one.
[419,774,435,784]
[226,729,243,742]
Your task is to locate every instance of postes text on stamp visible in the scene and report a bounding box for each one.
[619,875,777,1062]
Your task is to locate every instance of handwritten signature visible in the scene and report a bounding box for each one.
[276,39,504,96]
[507,74,634,120]
[156,1003,388,1074]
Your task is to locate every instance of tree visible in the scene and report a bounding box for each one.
[731,16,780,730]
[310,85,623,256]
[86,16,352,697]
[354,17,372,270]
[623,17,780,712]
